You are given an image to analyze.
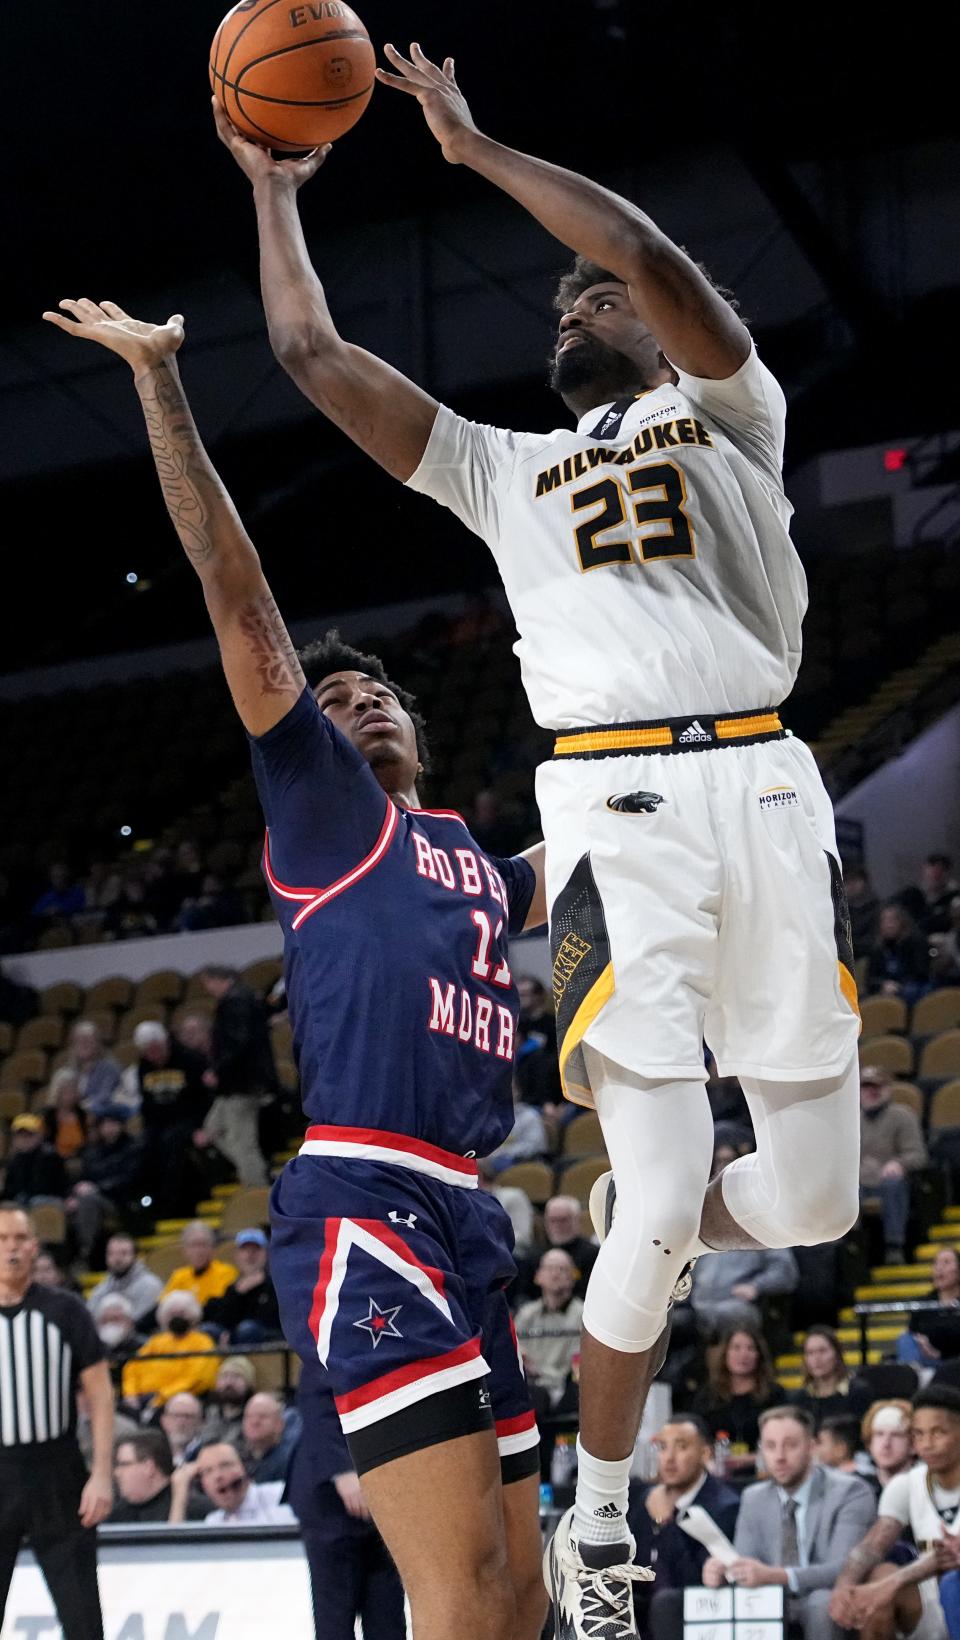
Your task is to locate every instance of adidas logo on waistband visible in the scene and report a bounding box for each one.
[677,719,712,743]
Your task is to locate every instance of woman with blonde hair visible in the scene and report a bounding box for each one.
[790,1324,865,1429]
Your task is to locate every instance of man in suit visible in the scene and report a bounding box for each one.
[628,1413,740,1640]
[704,1405,877,1640]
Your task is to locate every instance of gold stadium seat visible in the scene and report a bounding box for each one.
[859,1035,913,1076]
[81,1008,118,1045]
[219,1187,272,1238]
[39,982,84,1017]
[134,971,185,1006]
[563,1112,606,1158]
[559,1156,610,1208]
[142,1243,188,1282]
[494,1162,554,1206]
[16,1016,65,1052]
[0,1088,26,1121]
[85,977,134,1013]
[0,1049,49,1090]
[240,959,283,995]
[890,1082,924,1120]
[929,1080,960,1131]
[913,991,960,1037]
[919,1032,960,1083]
[859,996,908,1038]
[112,1041,141,1070]
[30,1203,66,1245]
[119,1003,169,1035]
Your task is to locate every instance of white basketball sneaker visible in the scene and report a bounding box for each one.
[588,1171,696,1302]
[544,1506,652,1639]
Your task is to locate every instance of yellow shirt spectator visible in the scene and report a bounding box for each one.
[122,1329,219,1405]
[161,1258,238,1309]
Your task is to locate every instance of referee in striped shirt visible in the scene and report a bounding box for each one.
[0,1203,113,1638]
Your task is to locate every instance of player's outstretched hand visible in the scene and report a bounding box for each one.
[42,299,185,378]
[212,98,330,189]
[376,44,478,162]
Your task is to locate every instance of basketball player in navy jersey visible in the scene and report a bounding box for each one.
[44,296,549,1640]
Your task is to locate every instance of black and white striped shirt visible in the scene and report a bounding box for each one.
[0,1284,103,1450]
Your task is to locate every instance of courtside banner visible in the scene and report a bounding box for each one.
[3,1532,314,1640]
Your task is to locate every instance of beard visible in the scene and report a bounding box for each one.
[548,335,644,402]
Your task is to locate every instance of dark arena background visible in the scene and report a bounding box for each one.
[1,2,959,1635]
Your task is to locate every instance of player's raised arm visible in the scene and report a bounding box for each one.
[377,45,751,382]
[212,101,440,481]
[42,299,304,737]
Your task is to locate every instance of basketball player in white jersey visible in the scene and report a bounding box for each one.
[215,45,862,1640]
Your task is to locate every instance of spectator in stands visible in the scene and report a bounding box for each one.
[239,1392,300,1483]
[861,1401,915,1491]
[706,1406,876,1640]
[817,1414,864,1475]
[897,1247,960,1367]
[931,897,960,986]
[689,1241,799,1337]
[194,1438,297,1524]
[175,1011,213,1062]
[76,1384,138,1472]
[202,1356,257,1441]
[160,1392,204,1466]
[177,871,245,933]
[867,903,931,1003]
[128,1021,209,1217]
[32,1247,74,1289]
[121,1291,219,1411]
[467,788,519,857]
[517,1194,598,1301]
[513,1249,584,1404]
[484,1089,548,1174]
[692,1325,789,1462]
[205,1227,282,1344]
[627,1413,740,1640]
[846,864,881,955]
[517,975,558,1052]
[67,1104,143,1261]
[513,1014,563,1112]
[900,855,959,938]
[30,861,85,926]
[66,1019,123,1114]
[2,1112,68,1205]
[42,1069,89,1161]
[159,1220,237,1309]
[109,1430,207,1523]
[93,1293,146,1372]
[104,869,158,941]
[199,966,274,1187]
[478,1161,535,1258]
[860,1066,928,1264]
[791,1326,865,1430]
[88,1230,164,1325]
[830,1385,960,1640]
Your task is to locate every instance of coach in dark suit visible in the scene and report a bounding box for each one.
[703,1405,876,1640]
[628,1412,740,1640]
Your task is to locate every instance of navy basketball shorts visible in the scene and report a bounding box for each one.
[270,1125,540,1480]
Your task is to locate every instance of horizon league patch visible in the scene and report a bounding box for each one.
[758,786,799,810]
[607,790,665,814]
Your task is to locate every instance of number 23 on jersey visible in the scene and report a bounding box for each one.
[572,460,696,572]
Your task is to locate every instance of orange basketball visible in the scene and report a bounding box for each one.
[210,0,375,151]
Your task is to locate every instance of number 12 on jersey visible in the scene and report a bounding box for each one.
[571,461,696,572]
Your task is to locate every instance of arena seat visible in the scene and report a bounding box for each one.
[913,990,960,1036]
[919,1031,960,1083]
[560,1157,609,1207]
[889,1082,924,1119]
[494,1162,554,1205]
[134,971,185,1006]
[929,1080,960,1132]
[16,1016,65,1052]
[0,1089,26,1121]
[859,1034,913,1075]
[859,995,908,1037]
[39,982,83,1017]
[562,1112,606,1158]
[84,977,134,1012]
[30,1203,66,1245]
[141,1243,188,1282]
[219,1187,271,1238]
[0,1048,49,1091]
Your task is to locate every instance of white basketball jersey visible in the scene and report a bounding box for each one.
[407,346,807,730]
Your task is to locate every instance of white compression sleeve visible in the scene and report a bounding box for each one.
[719,1053,861,1249]
[580,1044,715,1353]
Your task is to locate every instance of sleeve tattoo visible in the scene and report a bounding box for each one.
[139,361,217,566]
[237,591,303,696]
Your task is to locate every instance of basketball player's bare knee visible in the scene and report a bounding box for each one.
[410,1547,516,1640]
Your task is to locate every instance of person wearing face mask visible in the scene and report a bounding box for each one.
[121,1291,218,1413]
[94,1294,146,1377]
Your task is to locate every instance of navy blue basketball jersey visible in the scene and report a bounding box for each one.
[249,688,536,1158]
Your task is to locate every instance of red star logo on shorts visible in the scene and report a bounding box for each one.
[353,1298,403,1349]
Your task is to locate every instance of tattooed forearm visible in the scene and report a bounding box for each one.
[136,359,242,571]
[237,592,304,695]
